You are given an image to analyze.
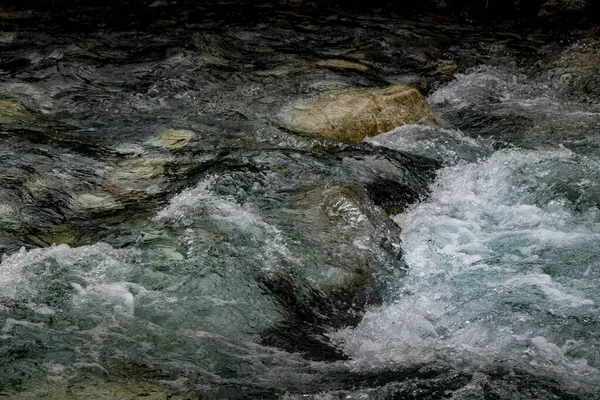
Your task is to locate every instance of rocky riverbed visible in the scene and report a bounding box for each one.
[1,1,600,399]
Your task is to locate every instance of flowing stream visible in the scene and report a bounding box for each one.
[1,4,600,399]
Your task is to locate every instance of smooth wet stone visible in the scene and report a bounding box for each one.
[315,59,370,72]
[278,84,439,142]
[0,32,16,43]
[41,225,77,246]
[113,158,166,181]
[158,128,195,149]
[70,193,122,213]
[0,100,36,123]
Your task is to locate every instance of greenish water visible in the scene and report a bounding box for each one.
[1,5,600,398]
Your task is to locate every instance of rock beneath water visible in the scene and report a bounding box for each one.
[265,184,404,325]
[427,59,458,78]
[0,203,21,229]
[70,193,123,213]
[158,128,195,149]
[104,157,169,205]
[260,184,405,359]
[41,224,77,246]
[314,59,370,72]
[0,32,16,43]
[113,158,166,181]
[547,38,600,97]
[538,0,589,22]
[0,100,36,123]
[278,85,439,142]
[0,9,34,19]
[291,184,402,293]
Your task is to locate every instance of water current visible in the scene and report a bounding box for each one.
[1,4,600,399]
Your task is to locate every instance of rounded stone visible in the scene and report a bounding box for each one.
[0,100,36,123]
[158,129,195,149]
[278,84,439,142]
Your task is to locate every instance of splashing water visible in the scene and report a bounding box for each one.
[332,147,600,397]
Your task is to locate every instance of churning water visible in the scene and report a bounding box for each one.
[332,148,600,398]
[2,7,600,398]
[330,67,600,398]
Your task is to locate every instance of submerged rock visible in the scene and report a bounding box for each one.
[279,85,439,142]
[260,184,406,359]
[547,37,600,97]
[41,224,77,246]
[0,203,21,230]
[263,184,404,323]
[0,9,34,19]
[0,32,16,43]
[158,128,195,149]
[113,158,166,181]
[102,157,170,205]
[538,0,589,22]
[70,193,123,213]
[290,184,402,293]
[314,59,370,72]
[0,100,36,123]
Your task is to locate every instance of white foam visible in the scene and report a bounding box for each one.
[332,148,600,382]
[0,243,137,314]
[155,176,292,270]
[72,282,136,316]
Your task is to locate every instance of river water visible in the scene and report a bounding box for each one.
[1,3,600,399]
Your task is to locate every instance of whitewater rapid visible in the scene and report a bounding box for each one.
[331,145,600,397]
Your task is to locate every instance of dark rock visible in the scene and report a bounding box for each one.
[538,0,589,23]
[366,178,422,215]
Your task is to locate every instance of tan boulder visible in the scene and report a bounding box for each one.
[158,128,195,149]
[70,193,122,213]
[113,157,166,181]
[314,59,370,72]
[279,84,439,142]
[0,100,36,123]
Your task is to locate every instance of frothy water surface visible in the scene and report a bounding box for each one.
[333,121,600,397]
